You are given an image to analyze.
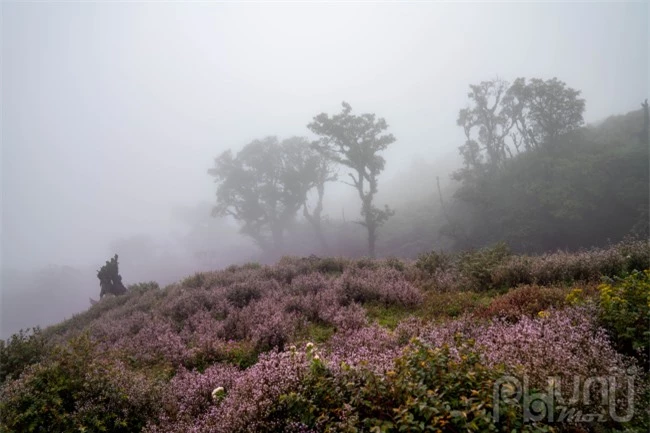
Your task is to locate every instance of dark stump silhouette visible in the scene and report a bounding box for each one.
[97,254,128,299]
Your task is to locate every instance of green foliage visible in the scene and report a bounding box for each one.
[128,281,160,294]
[300,323,336,344]
[313,257,347,274]
[0,334,161,433]
[225,283,262,308]
[415,250,452,275]
[365,303,411,329]
[458,242,511,291]
[182,272,206,288]
[421,291,493,319]
[447,107,649,253]
[598,270,650,368]
[0,328,46,384]
[271,340,552,432]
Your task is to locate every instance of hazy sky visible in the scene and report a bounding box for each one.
[2,1,648,270]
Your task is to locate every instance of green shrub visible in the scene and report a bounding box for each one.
[226,283,262,308]
[598,270,650,369]
[0,328,46,383]
[270,339,551,432]
[458,242,511,291]
[0,334,161,433]
[128,281,160,294]
[182,272,206,289]
[415,250,452,275]
[421,291,493,319]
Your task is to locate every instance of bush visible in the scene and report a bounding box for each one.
[0,327,46,383]
[458,242,511,291]
[225,283,262,308]
[182,272,206,289]
[270,340,550,432]
[477,285,569,321]
[0,334,161,433]
[598,270,650,369]
[415,250,452,275]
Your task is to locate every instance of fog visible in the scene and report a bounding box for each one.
[1,2,647,337]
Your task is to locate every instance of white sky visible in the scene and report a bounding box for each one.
[2,1,648,269]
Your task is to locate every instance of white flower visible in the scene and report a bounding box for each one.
[306,342,314,350]
[313,354,320,361]
[212,387,225,401]
[289,345,297,352]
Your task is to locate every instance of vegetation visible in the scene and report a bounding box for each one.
[308,102,396,257]
[1,240,648,432]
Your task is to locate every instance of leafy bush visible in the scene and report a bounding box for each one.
[458,242,511,291]
[270,340,551,432]
[415,250,452,275]
[477,285,569,321]
[225,283,262,308]
[598,270,650,368]
[420,291,492,319]
[0,327,46,383]
[0,334,161,433]
[182,272,206,289]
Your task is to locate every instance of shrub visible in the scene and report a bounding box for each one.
[182,272,206,289]
[225,283,262,308]
[270,340,550,432]
[421,291,492,319]
[415,250,452,275]
[458,242,511,291]
[336,268,423,307]
[0,334,161,433]
[0,327,46,383]
[598,270,650,369]
[477,285,569,321]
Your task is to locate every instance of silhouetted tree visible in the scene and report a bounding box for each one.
[308,102,395,257]
[455,77,585,181]
[457,78,515,171]
[209,136,330,255]
[521,77,585,146]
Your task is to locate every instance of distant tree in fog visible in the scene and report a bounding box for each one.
[308,102,395,257]
[208,136,330,254]
[455,76,585,181]
[508,77,585,148]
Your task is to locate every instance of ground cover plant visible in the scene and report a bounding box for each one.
[1,239,648,432]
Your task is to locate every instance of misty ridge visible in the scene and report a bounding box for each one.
[2,2,647,337]
[3,77,648,338]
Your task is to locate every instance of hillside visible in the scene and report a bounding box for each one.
[1,240,649,432]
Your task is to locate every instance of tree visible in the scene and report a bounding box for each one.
[208,136,331,255]
[522,77,585,146]
[455,77,585,180]
[308,102,395,257]
[457,78,515,171]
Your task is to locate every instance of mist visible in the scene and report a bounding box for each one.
[1,2,647,337]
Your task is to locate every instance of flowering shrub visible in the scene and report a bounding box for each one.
[3,244,648,432]
[336,267,423,307]
[269,340,551,432]
[598,270,650,368]
[0,334,161,433]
